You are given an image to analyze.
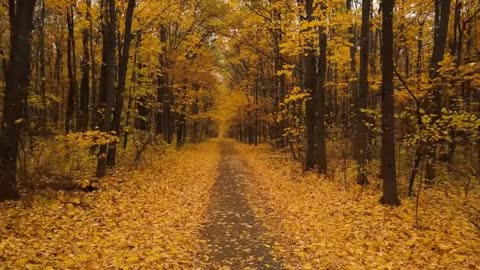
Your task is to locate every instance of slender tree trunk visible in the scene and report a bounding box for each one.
[96,0,116,178]
[254,72,259,147]
[107,0,136,167]
[355,0,370,185]
[272,9,286,148]
[53,35,63,128]
[86,0,98,130]
[66,5,78,133]
[78,28,90,131]
[0,0,36,201]
[317,25,328,174]
[303,0,317,170]
[136,96,149,131]
[425,0,451,183]
[157,26,171,143]
[176,91,187,147]
[123,37,140,149]
[347,0,358,158]
[38,0,47,133]
[380,0,400,206]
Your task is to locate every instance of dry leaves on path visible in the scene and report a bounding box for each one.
[239,143,480,270]
[0,142,220,269]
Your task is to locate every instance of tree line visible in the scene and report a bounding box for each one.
[0,0,229,200]
[224,0,480,205]
[1,0,479,205]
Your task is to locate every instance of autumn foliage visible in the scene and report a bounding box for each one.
[1,0,480,268]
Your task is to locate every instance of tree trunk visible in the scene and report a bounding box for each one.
[157,26,171,143]
[347,0,357,159]
[303,0,316,170]
[86,0,98,130]
[66,5,78,133]
[316,25,328,174]
[0,0,36,201]
[425,0,451,183]
[96,0,116,178]
[355,0,370,185]
[271,9,286,148]
[38,0,47,134]
[78,28,90,131]
[123,41,140,150]
[380,0,400,206]
[107,0,136,167]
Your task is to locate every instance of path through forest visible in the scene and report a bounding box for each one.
[1,141,480,268]
[201,142,282,269]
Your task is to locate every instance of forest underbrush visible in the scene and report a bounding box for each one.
[240,143,480,269]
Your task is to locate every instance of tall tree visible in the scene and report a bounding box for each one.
[316,17,328,174]
[96,0,116,177]
[38,0,47,133]
[107,0,136,167]
[425,0,452,182]
[0,0,36,200]
[380,0,400,206]
[65,5,78,133]
[157,26,171,143]
[355,0,370,185]
[347,0,357,157]
[86,0,98,129]
[302,0,317,170]
[78,28,90,131]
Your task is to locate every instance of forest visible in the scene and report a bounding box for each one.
[0,0,480,269]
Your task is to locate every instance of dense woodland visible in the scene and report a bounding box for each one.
[0,0,480,268]
[2,0,480,203]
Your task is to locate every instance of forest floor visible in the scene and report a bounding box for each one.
[1,140,480,269]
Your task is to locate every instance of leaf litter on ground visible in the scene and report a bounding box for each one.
[238,143,480,270]
[0,142,220,269]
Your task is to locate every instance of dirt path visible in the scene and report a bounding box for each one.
[201,141,282,269]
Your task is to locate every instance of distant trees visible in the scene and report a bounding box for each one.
[227,0,480,205]
[0,0,226,199]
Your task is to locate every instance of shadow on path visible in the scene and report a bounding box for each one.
[201,141,282,269]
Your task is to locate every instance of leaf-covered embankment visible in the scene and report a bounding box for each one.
[239,144,480,270]
[0,142,220,269]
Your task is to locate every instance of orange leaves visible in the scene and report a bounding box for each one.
[0,142,221,269]
[56,130,120,148]
[239,143,480,269]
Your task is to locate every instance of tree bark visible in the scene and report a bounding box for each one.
[157,26,171,143]
[86,0,98,130]
[303,0,317,170]
[380,0,400,206]
[96,0,116,177]
[38,0,47,133]
[0,0,36,201]
[347,0,358,158]
[355,0,370,185]
[425,0,451,183]
[79,28,90,131]
[316,25,328,174]
[66,5,78,133]
[107,0,136,167]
